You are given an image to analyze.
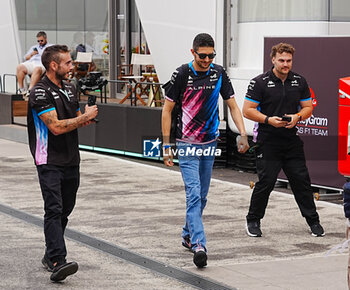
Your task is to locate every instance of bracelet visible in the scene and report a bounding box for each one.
[264,116,269,124]
[163,145,171,149]
[297,113,302,121]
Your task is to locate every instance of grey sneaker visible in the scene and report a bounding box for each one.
[310,223,325,237]
[18,88,27,95]
[246,221,262,237]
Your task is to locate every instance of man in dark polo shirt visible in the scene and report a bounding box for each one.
[27,45,98,282]
[243,42,324,238]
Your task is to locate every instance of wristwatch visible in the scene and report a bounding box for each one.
[264,116,269,124]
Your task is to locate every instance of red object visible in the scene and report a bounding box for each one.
[338,77,350,177]
[310,87,317,108]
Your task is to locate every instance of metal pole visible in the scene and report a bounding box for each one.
[223,0,232,121]
[230,0,238,68]
[125,0,131,65]
[223,0,230,70]
[108,0,119,98]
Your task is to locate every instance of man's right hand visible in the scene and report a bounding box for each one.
[163,147,174,167]
[84,104,98,121]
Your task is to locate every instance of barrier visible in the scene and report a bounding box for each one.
[78,102,162,156]
[2,74,18,93]
[0,93,12,124]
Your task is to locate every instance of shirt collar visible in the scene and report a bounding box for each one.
[269,67,294,82]
[38,43,47,49]
[189,61,214,76]
[43,75,65,91]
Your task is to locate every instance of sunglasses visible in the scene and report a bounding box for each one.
[194,50,216,59]
[37,39,45,43]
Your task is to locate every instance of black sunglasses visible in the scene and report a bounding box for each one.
[37,40,45,43]
[194,50,216,59]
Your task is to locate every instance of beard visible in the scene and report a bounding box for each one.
[276,66,290,75]
[194,59,211,70]
[55,69,68,81]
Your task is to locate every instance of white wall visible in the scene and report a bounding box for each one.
[0,0,22,92]
[133,2,350,137]
[135,0,218,84]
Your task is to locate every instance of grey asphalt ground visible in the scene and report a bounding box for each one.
[0,124,348,289]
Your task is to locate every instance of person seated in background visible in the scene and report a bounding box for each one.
[16,31,52,96]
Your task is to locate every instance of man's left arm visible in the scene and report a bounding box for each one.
[220,69,249,153]
[225,98,249,153]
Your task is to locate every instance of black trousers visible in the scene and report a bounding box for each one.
[246,137,319,226]
[36,164,79,260]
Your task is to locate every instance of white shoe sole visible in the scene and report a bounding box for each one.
[245,224,262,237]
[311,232,325,237]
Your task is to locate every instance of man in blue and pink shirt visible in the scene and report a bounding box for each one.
[162,33,249,268]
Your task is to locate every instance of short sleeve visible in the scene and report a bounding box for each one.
[29,88,55,116]
[24,45,36,60]
[220,68,235,100]
[164,66,187,103]
[300,78,311,101]
[245,78,263,104]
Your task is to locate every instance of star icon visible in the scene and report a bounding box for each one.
[150,138,162,151]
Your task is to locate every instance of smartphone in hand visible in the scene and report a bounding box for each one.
[281,116,292,122]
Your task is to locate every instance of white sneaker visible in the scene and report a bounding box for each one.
[18,88,26,94]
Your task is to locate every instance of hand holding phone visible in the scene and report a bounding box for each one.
[281,116,291,122]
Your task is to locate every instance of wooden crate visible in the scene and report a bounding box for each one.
[12,100,28,116]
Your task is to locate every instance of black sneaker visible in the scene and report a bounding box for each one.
[182,235,192,251]
[50,257,78,282]
[42,253,54,272]
[193,247,207,268]
[310,223,325,237]
[246,221,262,237]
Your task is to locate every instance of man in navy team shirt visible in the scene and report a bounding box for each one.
[243,43,324,238]
[162,33,249,268]
[27,45,98,282]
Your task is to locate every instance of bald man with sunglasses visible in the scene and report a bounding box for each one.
[162,33,249,268]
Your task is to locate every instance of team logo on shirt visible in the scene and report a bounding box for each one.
[35,91,46,100]
[51,91,59,99]
[248,80,256,90]
[291,80,299,87]
[170,71,178,85]
[267,81,275,88]
[210,73,218,82]
[34,88,46,100]
[187,75,193,85]
[66,89,74,99]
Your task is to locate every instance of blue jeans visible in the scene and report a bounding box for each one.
[177,140,217,250]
